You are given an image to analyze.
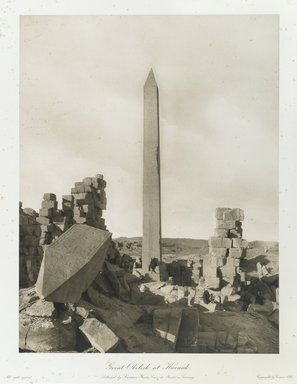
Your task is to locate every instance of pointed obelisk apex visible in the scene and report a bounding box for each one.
[142,69,162,277]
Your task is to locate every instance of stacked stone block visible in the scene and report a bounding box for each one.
[71,174,107,230]
[202,208,248,289]
[19,203,43,287]
[37,193,64,245]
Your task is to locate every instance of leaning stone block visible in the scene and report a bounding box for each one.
[153,308,183,349]
[35,224,111,303]
[79,318,119,353]
[214,229,228,238]
[176,308,199,353]
[43,193,56,201]
[216,220,241,230]
[232,238,248,248]
[223,208,244,221]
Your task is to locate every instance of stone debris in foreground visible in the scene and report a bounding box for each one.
[36,224,111,303]
[153,308,183,349]
[79,318,119,353]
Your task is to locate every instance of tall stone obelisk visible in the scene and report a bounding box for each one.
[142,69,162,273]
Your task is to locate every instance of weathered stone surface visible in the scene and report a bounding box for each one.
[205,276,220,289]
[214,228,228,238]
[43,193,56,201]
[198,331,217,351]
[209,247,227,258]
[79,318,119,353]
[221,266,237,279]
[142,69,161,273]
[36,224,111,303]
[153,308,183,349]
[20,313,76,352]
[226,257,240,267]
[215,208,231,220]
[24,300,56,317]
[36,216,51,225]
[209,237,232,248]
[223,208,244,221]
[216,220,241,230]
[42,200,57,209]
[39,208,54,217]
[229,248,243,258]
[176,308,199,352]
[232,238,248,248]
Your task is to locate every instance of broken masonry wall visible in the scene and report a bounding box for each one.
[19,174,108,288]
[19,203,43,287]
[199,208,247,289]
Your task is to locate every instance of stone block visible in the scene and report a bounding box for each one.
[71,187,79,194]
[205,276,220,289]
[215,208,231,220]
[232,238,248,248]
[209,247,227,258]
[83,177,93,186]
[229,228,242,238]
[20,313,76,352]
[229,248,243,258]
[43,193,56,201]
[226,257,240,267]
[79,318,119,353]
[35,224,111,303]
[209,237,232,248]
[74,192,92,205]
[223,208,244,221]
[153,308,183,349]
[39,208,54,218]
[62,195,74,202]
[42,200,57,209]
[216,220,241,230]
[176,308,199,353]
[214,228,228,238]
[221,266,237,279]
[75,182,84,187]
[74,217,87,224]
[203,263,217,277]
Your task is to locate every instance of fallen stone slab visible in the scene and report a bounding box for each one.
[79,318,119,353]
[153,308,183,349]
[35,224,111,303]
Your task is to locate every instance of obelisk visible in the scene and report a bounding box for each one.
[142,69,162,273]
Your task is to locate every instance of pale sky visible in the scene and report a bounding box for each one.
[20,15,278,241]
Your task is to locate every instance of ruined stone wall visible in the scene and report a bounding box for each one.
[19,174,107,287]
[19,204,43,287]
[200,208,248,289]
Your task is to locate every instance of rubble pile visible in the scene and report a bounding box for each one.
[71,175,107,230]
[201,208,248,289]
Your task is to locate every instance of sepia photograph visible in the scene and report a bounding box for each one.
[19,15,279,355]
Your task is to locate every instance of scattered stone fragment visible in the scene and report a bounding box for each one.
[79,318,119,353]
